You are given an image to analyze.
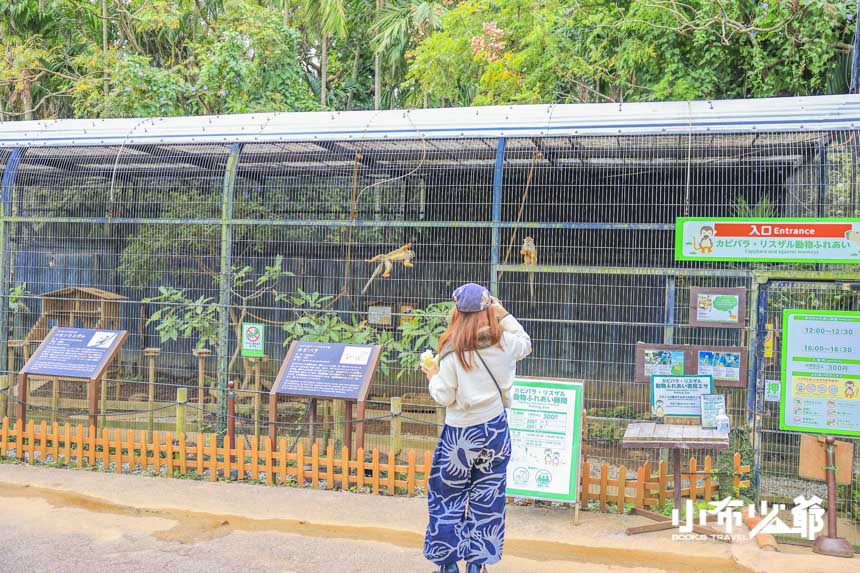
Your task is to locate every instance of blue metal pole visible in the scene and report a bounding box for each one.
[748,279,768,493]
[217,143,242,435]
[490,137,506,295]
[0,148,24,384]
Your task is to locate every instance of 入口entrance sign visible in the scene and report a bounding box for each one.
[675,218,860,263]
[506,378,583,503]
[780,310,860,437]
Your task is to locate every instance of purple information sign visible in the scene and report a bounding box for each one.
[273,341,381,400]
[22,327,127,379]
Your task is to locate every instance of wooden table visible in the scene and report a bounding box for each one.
[622,422,730,537]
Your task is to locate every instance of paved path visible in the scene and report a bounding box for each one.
[0,463,847,573]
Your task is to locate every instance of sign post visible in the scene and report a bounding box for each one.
[781,309,860,558]
[19,327,127,428]
[268,341,381,455]
[506,378,584,513]
[241,322,265,358]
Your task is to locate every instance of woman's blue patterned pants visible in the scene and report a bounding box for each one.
[423,412,511,566]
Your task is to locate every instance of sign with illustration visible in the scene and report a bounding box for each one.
[695,346,747,388]
[21,327,127,379]
[700,394,727,429]
[688,287,746,328]
[507,378,583,503]
[675,218,860,263]
[651,375,714,418]
[273,341,381,400]
[765,379,781,403]
[241,322,265,358]
[780,310,860,437]
[635,343,693,383]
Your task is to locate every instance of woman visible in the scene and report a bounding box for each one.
[421,283,532,573]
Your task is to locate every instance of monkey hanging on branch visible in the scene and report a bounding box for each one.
[361,243,416,294]
[520,236,538,302]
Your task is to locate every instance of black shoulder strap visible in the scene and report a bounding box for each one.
[475,350,504,401]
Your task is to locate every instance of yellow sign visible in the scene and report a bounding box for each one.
[764,323,775,359]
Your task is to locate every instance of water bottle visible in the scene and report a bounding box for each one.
[715,407,730,434]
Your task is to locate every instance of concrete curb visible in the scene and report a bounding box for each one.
[743,513,779,551]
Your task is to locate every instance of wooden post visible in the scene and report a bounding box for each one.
[355,400,366,453]
[143,348,160,437]
[50,377,59,426]
[192,348,211,432]
[99,372,107,428]
[252,358,261,441]
[333,400,345,449]
[268,391,278,447]
[176,387,187,436]
[390,397,402,455]
[308,398,318,448]
[672,449,682,509]
[87,378,99,429]
[17,373,28,426]
[344,401,353,455]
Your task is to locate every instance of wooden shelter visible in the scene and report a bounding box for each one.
[22,286,126,346]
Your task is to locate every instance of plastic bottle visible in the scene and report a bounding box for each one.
[715,407,730,434]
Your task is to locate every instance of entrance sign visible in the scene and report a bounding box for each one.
[241,322,265,358]
[688,287,746,328]
[651,375,713,418]
[273,341,381,400]
[507,378,583,502]
[675,218,860,263]
[780,309,860,437]
[22,327,127,379]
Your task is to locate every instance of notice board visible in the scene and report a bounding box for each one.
[21,327,127,379]
[506,377,584,503]
[272,341,381,401]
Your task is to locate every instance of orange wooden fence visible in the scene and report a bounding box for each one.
[581,454,751,512]
[0,418,749,508]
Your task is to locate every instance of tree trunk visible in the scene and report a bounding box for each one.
[22,77,34,121]
[347,47,360,109]
[102,0,109,96]
[320,33,328,107]
[374,0,383,109]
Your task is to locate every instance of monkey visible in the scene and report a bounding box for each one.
[520,236,538,301]
[845,381,856,399]
[361,243,415,294]
[846,230,860,247]
[692,225,715,254]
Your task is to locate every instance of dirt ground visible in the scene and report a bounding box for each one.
[0,462,853,573]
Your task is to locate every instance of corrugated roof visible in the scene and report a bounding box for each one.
[40,287,128,300]
[1,95,859,147]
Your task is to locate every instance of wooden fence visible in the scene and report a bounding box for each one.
[0,418,750,507]
[582,455,751,512]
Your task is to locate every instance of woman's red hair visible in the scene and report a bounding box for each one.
[437,306,502,370]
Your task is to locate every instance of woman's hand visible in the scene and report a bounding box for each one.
[422,363,439,380]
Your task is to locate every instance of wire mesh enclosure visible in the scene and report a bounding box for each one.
[1,96,859,535]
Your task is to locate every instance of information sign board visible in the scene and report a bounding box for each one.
[780,310,860,437]
[272,341,380,400]
[650,375,713,418]
[506,378,583,503]
[688,287,746,328]
[21,327,127,379]
[675,218,860,263]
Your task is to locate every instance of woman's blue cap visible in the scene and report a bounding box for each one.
[452,283,492,313]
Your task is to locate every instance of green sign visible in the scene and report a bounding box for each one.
[675,218,860,263]
[241,322,265,358]
[506,378,583,503]
[780,310,860,437]
[651,375,714,418]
